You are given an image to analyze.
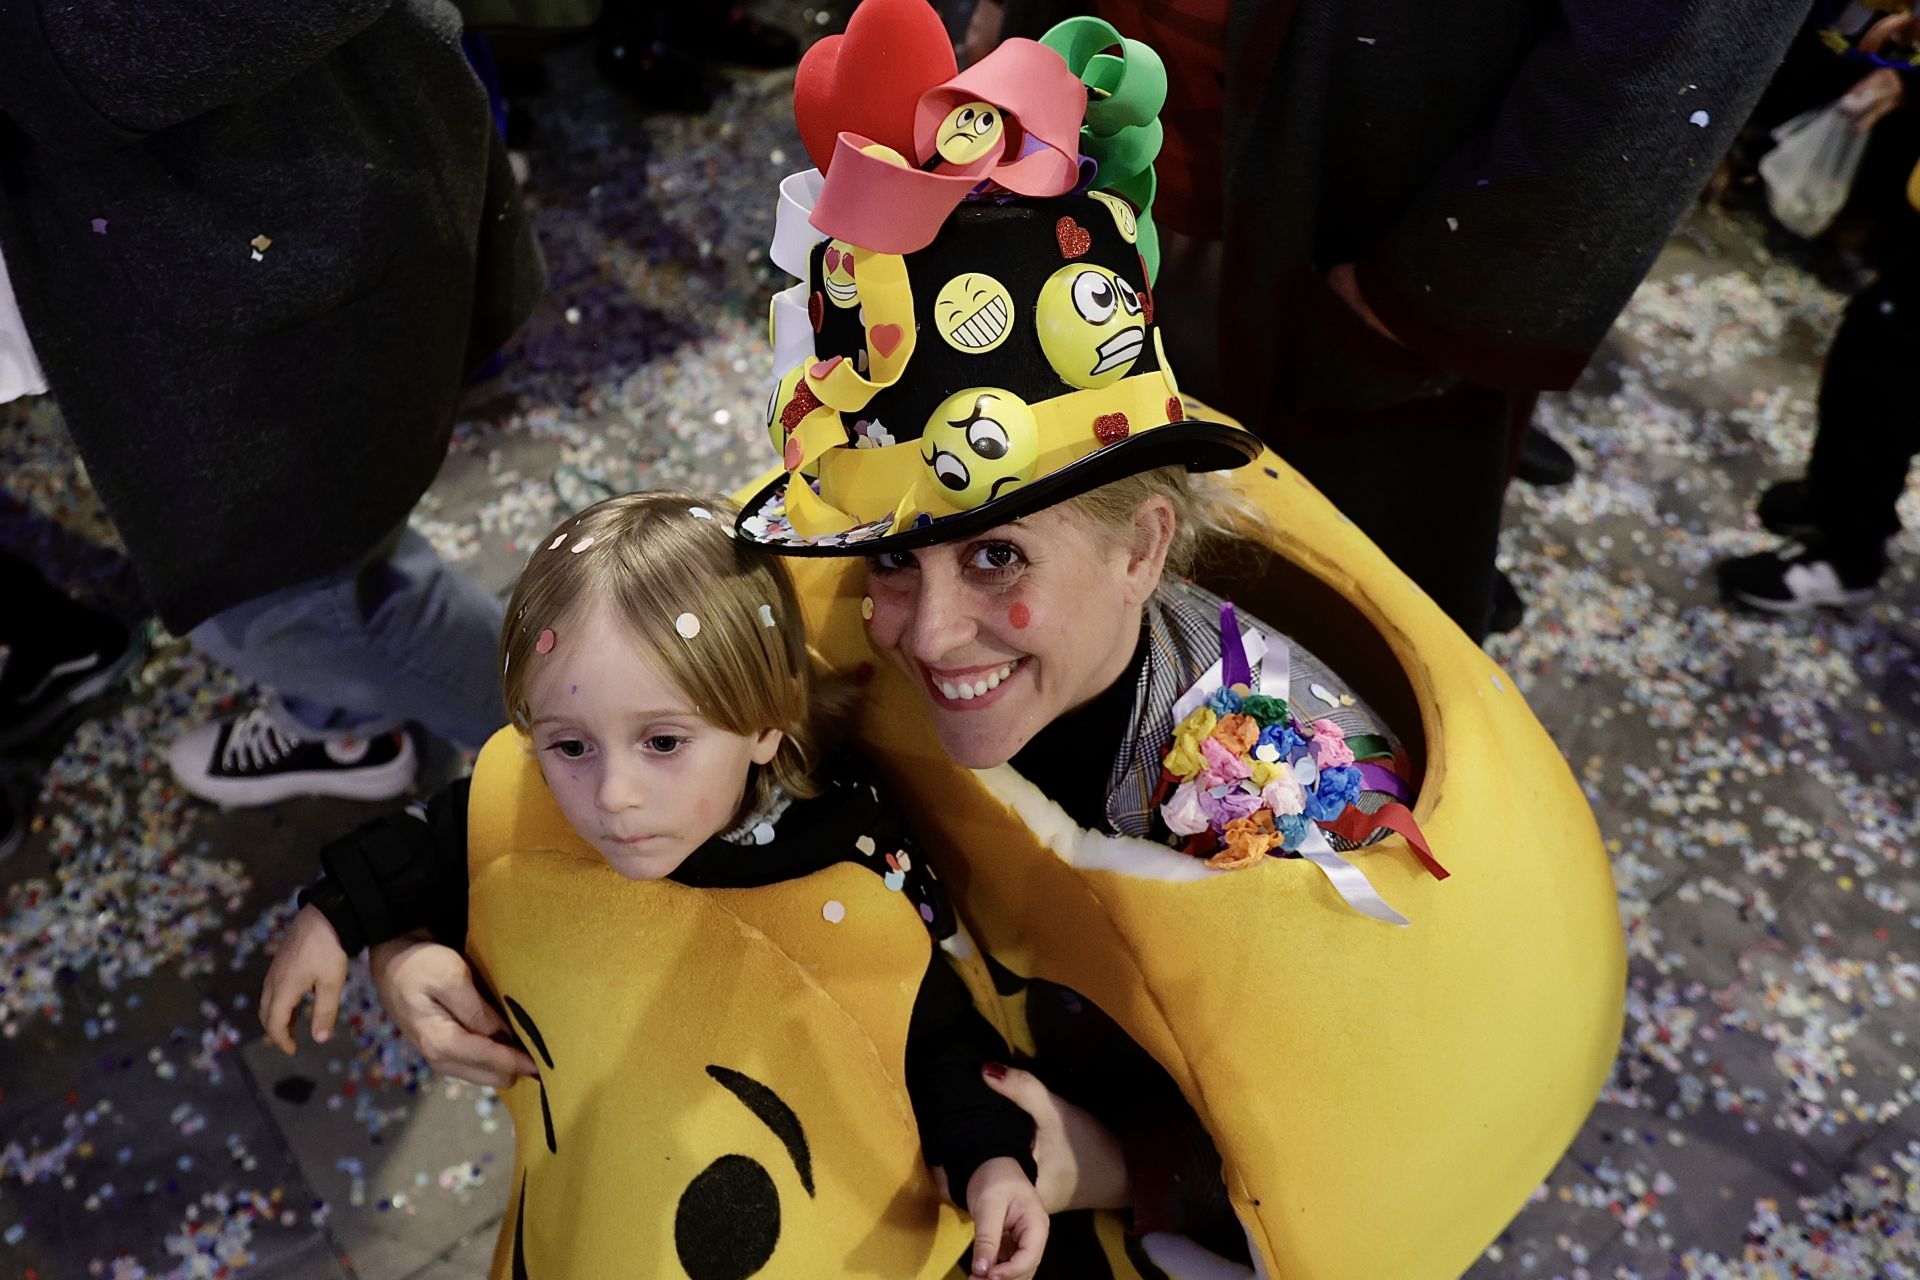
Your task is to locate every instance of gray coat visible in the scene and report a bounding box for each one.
[0,0,544,629]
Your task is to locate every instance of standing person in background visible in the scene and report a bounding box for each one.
[0,1,545,807]
[1718,8,1920,612]
[971,0,1808,639]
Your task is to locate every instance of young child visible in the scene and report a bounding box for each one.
[261,491,1047,1280]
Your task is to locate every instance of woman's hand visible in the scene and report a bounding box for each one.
[368,933,538,1088]
[259,904,349,1054]
[965,1156,1050,1280]
[1840,67,1906,135]
[980,1064,1131,1215]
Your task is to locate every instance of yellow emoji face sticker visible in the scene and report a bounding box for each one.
[1036,264,1147,389]
[933,273,1014,354]
[821,240,859,309]
[933,101,1005,166]
[1088,190,1139,244]
[920,389,1039,509]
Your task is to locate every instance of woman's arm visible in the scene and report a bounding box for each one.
[904,951,1038,1195]
[301,778,472,955]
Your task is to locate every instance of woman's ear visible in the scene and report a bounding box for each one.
[1121,495,1178,607]
[751,727,785,767]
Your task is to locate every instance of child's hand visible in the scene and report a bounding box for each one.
[965,1156,1049,1280]
[260,904,351,1055]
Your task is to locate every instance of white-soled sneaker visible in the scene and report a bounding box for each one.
[1716,542,1882,614]
[168,707,416,807]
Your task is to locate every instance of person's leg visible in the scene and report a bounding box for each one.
[1275,384,1517,642]
[1720,260,1920,611]
[173,529,506,804]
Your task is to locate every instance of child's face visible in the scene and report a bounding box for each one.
[523,606,783,880]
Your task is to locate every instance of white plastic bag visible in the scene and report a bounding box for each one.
[1759,100,1868,239]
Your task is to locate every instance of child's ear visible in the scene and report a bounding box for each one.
[750,727,784,766]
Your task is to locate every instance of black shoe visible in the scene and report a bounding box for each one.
[1514,427,1578,487]
[0,603,141,750]
[1716,540,1883,613]
[1487,569,1526,635]
[0,792,22,862]
[1754,478,1822,540]
[168,707,417,807]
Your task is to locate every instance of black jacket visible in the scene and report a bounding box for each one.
[0,0,544,629]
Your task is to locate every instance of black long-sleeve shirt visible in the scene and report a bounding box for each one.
[298,754,1033,1196]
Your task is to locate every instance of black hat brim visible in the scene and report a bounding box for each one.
[737,418,1261,557]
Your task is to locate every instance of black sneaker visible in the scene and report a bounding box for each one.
[0,606,142,751]
[168,707,417,807]
[1514,427,1578,487]
[1754,478,1821,540]
[1716,540,1883,613]
[1486,569,1526,635]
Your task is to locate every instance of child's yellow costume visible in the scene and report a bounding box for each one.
[464,736,976,1278]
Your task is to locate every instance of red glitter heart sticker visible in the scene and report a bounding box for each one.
[808,292,824,332]
[1141,287,1155,326]
[780,381,823,431]
[1094,412,1130,444]
[1056,216,1092,259]
[869,323,904,358]
[1165,397,1185,422]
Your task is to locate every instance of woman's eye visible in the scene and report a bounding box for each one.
[868,551,918,576]
[967,542,1025,573]
[547,739,588,759]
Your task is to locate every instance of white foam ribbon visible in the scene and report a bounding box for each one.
[771,169,827,280]
[770,282,815,374]
[1295,822,1409,927]
[1171,628,1270,723]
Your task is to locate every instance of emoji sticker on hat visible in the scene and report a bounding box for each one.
[822,240,859,308]
[934,273,1015,354]
[932,101,1007,166]
[920,388,1039,509]
[1037,263,1146,388]
[1087,190,1139,244]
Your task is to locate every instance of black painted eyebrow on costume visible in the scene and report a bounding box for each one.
[706,1064,815,1196]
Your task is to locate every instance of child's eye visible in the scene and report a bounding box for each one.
[546,738,589,759]
[645,735,688,755]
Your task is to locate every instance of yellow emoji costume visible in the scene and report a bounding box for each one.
[463,733,976,1279]
[731,3,1624,1272]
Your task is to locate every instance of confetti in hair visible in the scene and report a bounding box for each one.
[675,612,702,639]
[689,506,713,520]
[548,533,567,550]
[570,535,596,554]
[536,629,557,654]
[758,604,777,628]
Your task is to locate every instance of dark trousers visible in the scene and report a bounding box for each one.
[1270,382,1522,643]
[1806,259,1920,559]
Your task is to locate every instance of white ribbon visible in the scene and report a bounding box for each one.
[771,169,827,280]
[770,282,815,375]
[1296,824,1408,927]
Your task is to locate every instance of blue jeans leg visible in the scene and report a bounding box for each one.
[188,530,506,751]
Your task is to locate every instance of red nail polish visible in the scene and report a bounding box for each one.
[982,1062,1007,1080]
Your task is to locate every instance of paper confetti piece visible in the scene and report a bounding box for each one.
[675,612,701,639]
[821,900,846,924]
[1688,110,1710,127]
[548,533,567,550]
[570,535,595,553]
[90,218,107,234]
[860,596,874,621]
[688,506,712,520]
[758,604,777,628]
[250,235,272,252]
[535,629,556,654]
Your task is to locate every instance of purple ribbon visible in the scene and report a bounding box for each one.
[1219,601,1251,690]
[1357,762,1414,804]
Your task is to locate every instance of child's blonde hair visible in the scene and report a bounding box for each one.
[501,491,827,820]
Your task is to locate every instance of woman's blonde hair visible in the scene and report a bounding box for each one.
[501,491,828,820]
[1059,465,1263,578]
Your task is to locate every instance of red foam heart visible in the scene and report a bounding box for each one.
[824,245,842,273]
[1056,217,1092,259]
[794,0,957,175]
[783,437,804,471]
[1094,412,1130,444]
[810,355,844,381]
[869,323,904,358]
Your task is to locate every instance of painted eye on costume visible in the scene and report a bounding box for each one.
[918,389,1041,510]
[1116,276,1143,316]
[1071,270,1118,324]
